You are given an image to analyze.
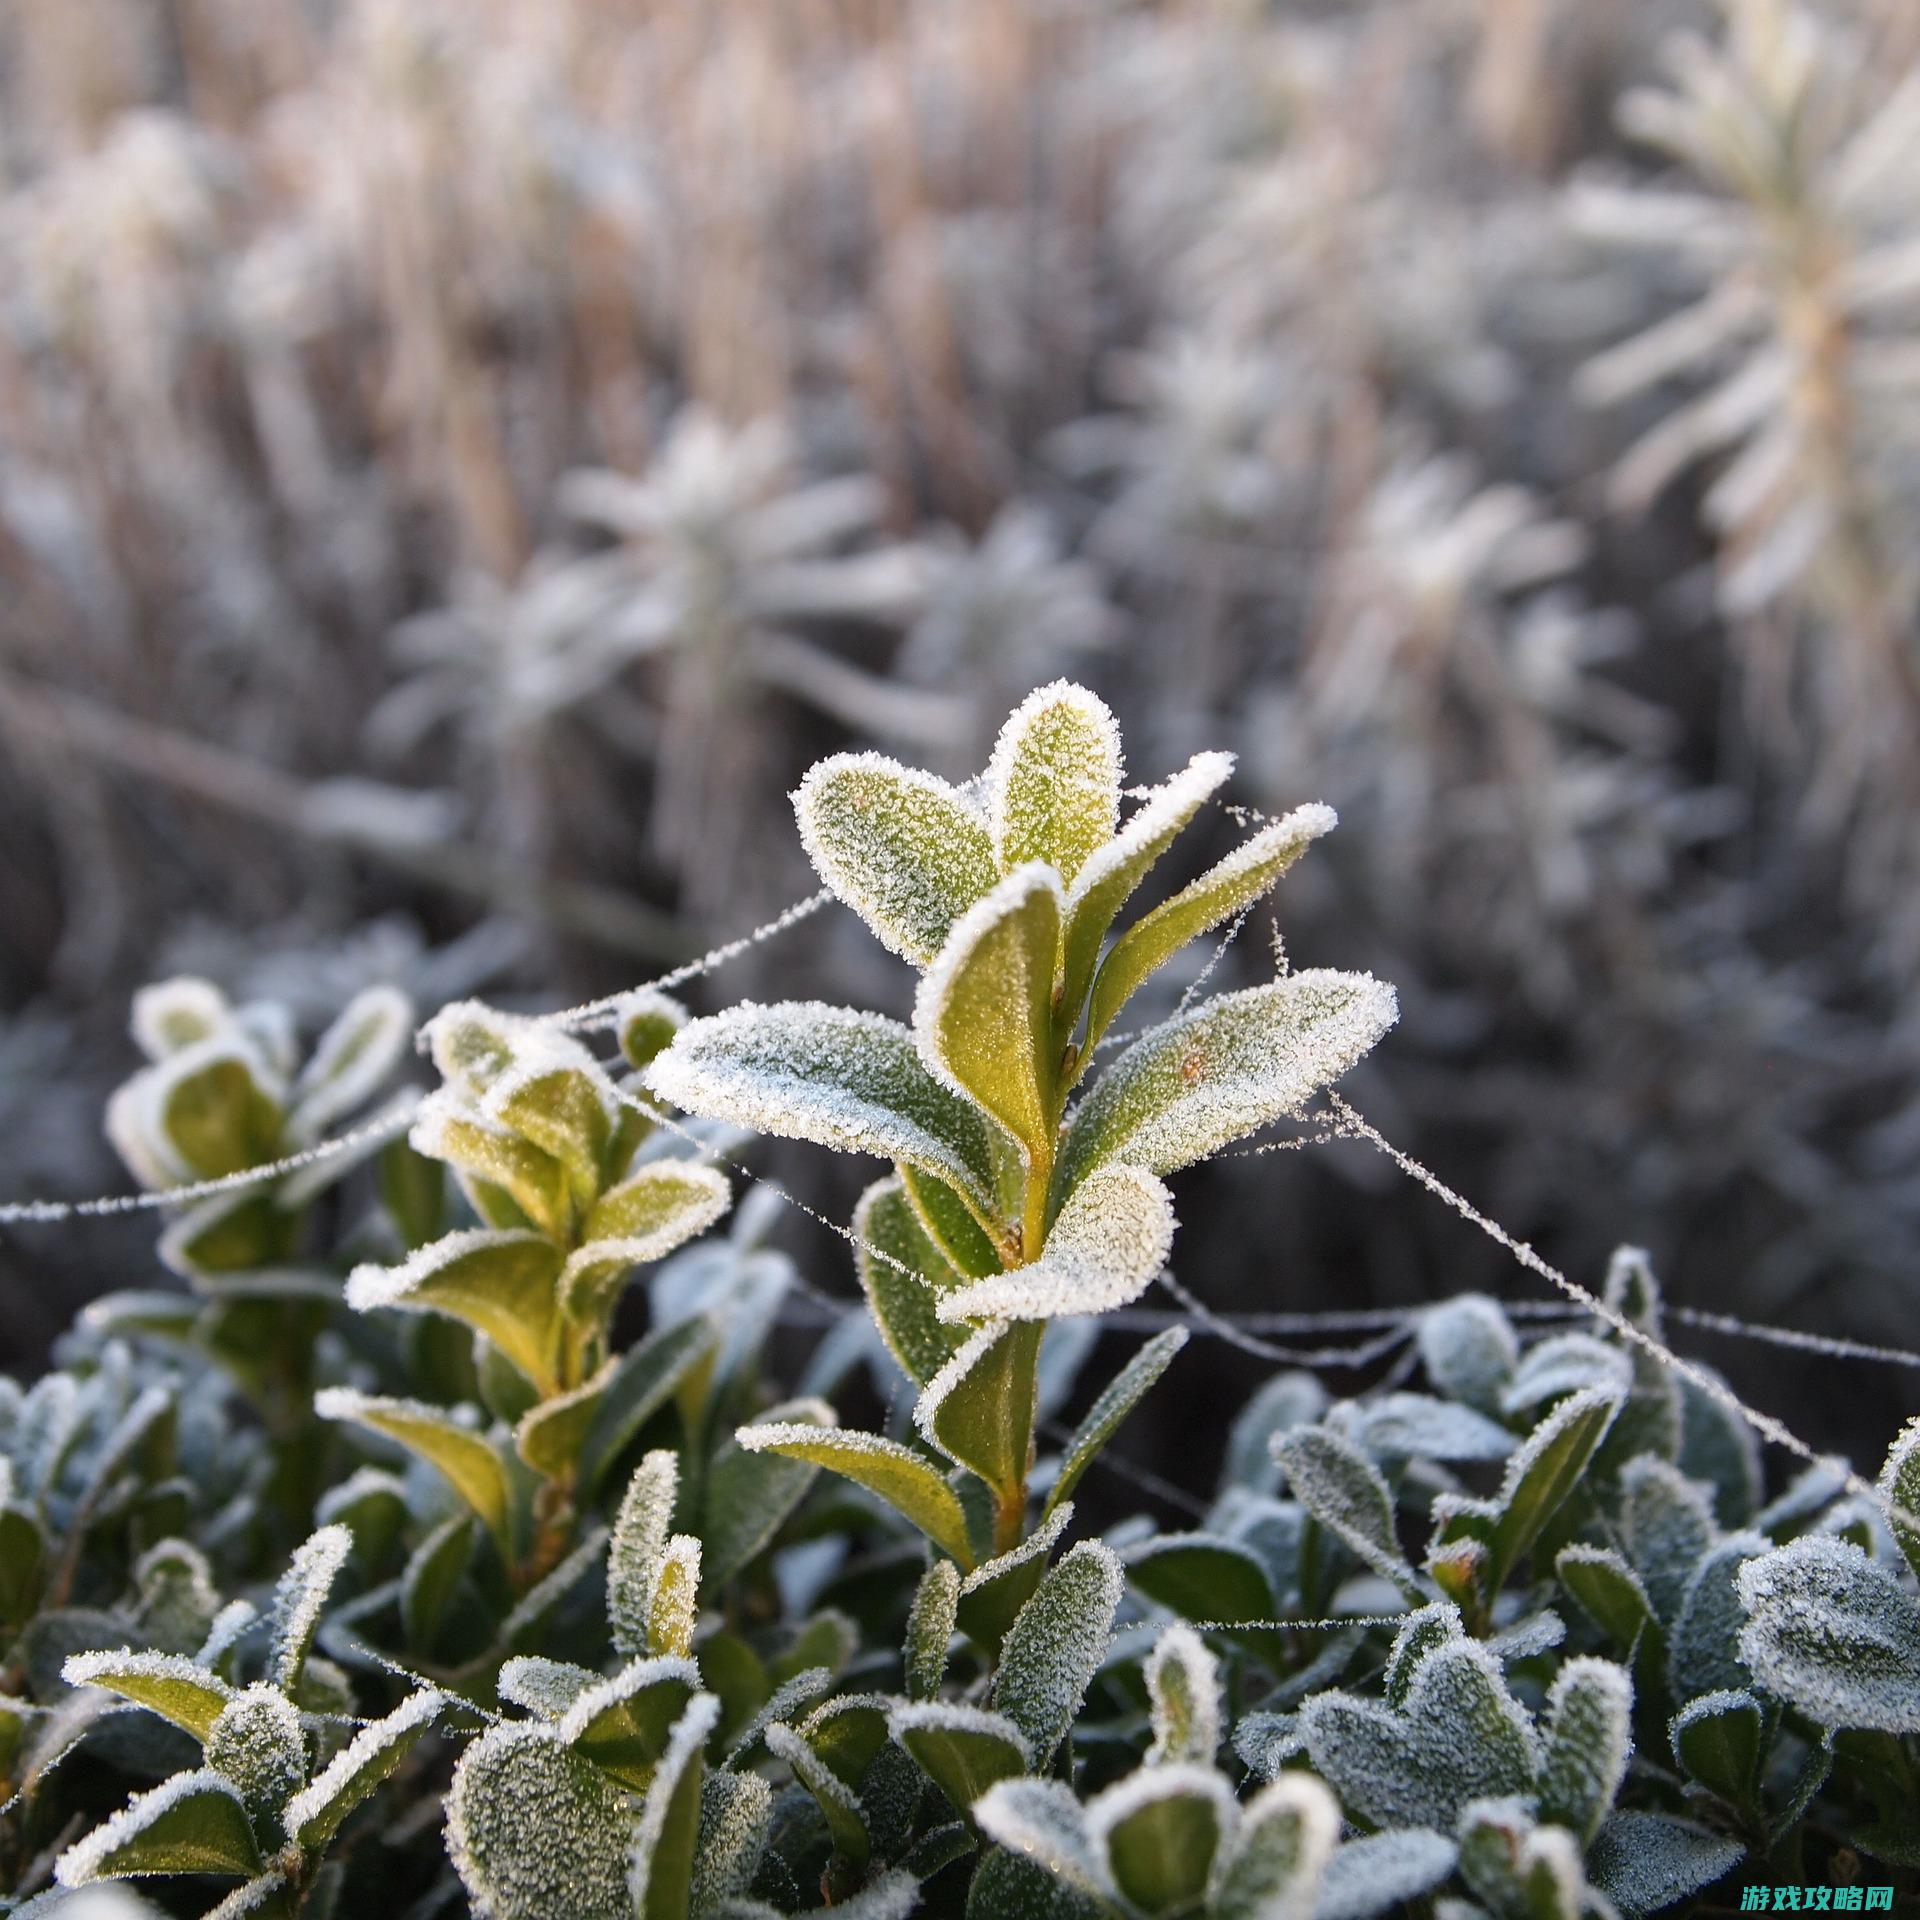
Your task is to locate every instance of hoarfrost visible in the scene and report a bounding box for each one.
[55,1769,254,1888]
[1536,1658,1633,1844]
[204,1685,307,1830]
[1313,1829,1458,1920]
[1416,1295,1517,1415]
[267,1524,353,1692]
[1144,1623,1222,1766]
[1585,1811,1743,1916]
[984,681,1124,883]
[608,1450,679,1659]
[972,1778,1105,1897]
[281,1687,444,1846]
[992,1540,1124,1760]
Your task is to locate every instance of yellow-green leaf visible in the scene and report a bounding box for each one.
[854,1178,970,1385]
[913,1321,1042,1507]
[316,1389,512,1547]
[985,682,1123,883]
[62,1651,234,1741]
[515,1361,616,1479]
[410,1093,572,1238]
[55,1770,262,1886]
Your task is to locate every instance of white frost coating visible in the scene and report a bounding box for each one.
[645,1001,998,1210]
[202,1872,293,1918]
[1063,751,1236,919]
[1415,1294,1517,1412]
[62,1648,234,1708]
[1085,1761,1238,1891]
[585,1163,732,1254]
[315,1385,482,1430]
[557,1657,700,1748]
[937,1167,1175,1324]
[1211,1774,1340,1920]
[131,976,230,1061]
[792,750,996,965]
[1344,1393,1516,1464]
[498,1658,598,1720]
[992,1540,1125,1759]
[983,681,1124,877]
[736,1420,880,1457]
[268,1524,353,1692]
[1144,1623,1222,1766]
[691,1768,774,1915]
[912,1320,1017,1453]
[887,1700,1035,1767]
[958,1502,1075,1596]
[766,1717,858,1810]
[1315,1830,1458,1920]
[973,1777,1105,1896]
[344,1228,555,1316]
[1059,972,1400,1189]
[805,1869,920,1920]
[1538,1658,1634,1843]
[1736,1535,1920,1732]
[290,985,413,1141]
[609,1449,680,1656]
[407,1088,521,1166]
[1585,1810,1745,1917]
[480,1026,619,1133]
[282,1688,445,1842]
[500,1525,612,1649]
[1501,1333,1634,1413]
[55,1768,253,1886]
[199,1600,259,1668]
[205,1685,308,1822]
[423,1000,522,1096]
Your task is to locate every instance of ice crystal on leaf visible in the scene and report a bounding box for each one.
[983,682,1124,885]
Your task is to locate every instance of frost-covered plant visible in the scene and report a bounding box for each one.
[648,682,1396,1563]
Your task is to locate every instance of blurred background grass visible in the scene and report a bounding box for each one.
[1,0,1916,1468]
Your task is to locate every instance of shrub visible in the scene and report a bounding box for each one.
[2,686,1916,1917]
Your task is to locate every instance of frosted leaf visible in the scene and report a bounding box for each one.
[955,1501,1077,1656]
[139,1039,286,1185]
[1208,1773,1339,1920]
[201,1873,293,1918]
[792,753,999,965]
[649,1536,701,1659]
[1299,1640,1539,1831]
[446,1722,634,1920]
[647,1002,1002,1214]
[888,1702,1032,1810]
[1536,1659,1633,1845]
[498,1658,598,1721]
[1047,1328,1187,1520]
[1677,1371,1764,1530]
[423,1001,520,1099]
[763,1721,865,1867]
[1878,1413,1920,1583]
[1232,1711,1304,1782]
[282,1688,444,1850]
[1313,1830,1458,1920]
[1271,1428,1411,1593]
[807,1870,920,1920]
[1585,1811,1744,1916]
[617,991,691,1077]
[315,1390,510,1545]
[703,1396,836,1588]
[1736,1536,1920,1732]
[288,985,412,1142]
[1342,1394,1515,1466]
[1059,751,1236,1015]
[1487,1611,1565,1663]
[481,1029,620,1191]
[1415,1295,1517,1416]
[905,1560,961,1700]
[854,1178,968,1386]
[1456,1798,1584,1920]
[198,1601,260,1672]
[1501,1335,1632,1416]
[409,1091,570,1237]
[131,977,230,1062]
[504,1526,614,1656]
[558,1656,701,1788]
[1086,1762,1237,1914]
[938,1167,1175,1323]
[1555,1546,1654,1651]
[1057,972,1398,1194]
[1126,1531,1277,1627]
[723,1668,835,1766]
[60,1652,234,1742]
[55,1769,262,1886]
[1667,1689,1763,1808]
[913,865,1061,1166]
[985,681,1123,883]
[1223,1373,1330,1493]
[1381,1604,1464,1708]
[267,1525,353,1694]
[973,1778,1105,1898]
[1668,1531,1770,1703]
[1083,805,1337,1054]
[608,1451,679,1659]
[913,1321,1040,1500]
[691,1768,773,1916]
[991,1540,1123,1761]
[1619,1457,1718,1625]
[577,1162,732,1268]
[1145,1623,1222,1767]
[204,1686,307,1839]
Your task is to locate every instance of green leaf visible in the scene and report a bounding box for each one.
[905,1560,961,1700]
[579,1314,720,1495]
[402,1512,477,1657]
[1879,1414,1920,1584]
[268,1523,353,1693]
[692,1768,774,1915]
[1586,1812,1744,1919]
[956,1503,1076,1658]
[914,1321,1042,1505]
[202,1686,307,1840]
[316,1389,512,1547]
[1537,1658,1633,1845]
[499,1657,600,1720]
[900,1164,1004,1278]
[1125,1534,1276,1627]
[854,1178,970,1385]
[283,1686,444,1849]
[1271,1427,1415,1596]
[347,1231,565,1394]
[649,1537,701,1659]
[793,753,1000,965]
[1088,1766,1234,1917]
[609,1450,681,1660]
[0,1503,48,1628]
[1058,751,1236,1021]
[558,1656,701,1789]
[565,1164,733,1322]
[800,1695,893,1792]
[447,1723,634,1920]
[735,1422,976,1567]
[289,984,412,1140]
[914,866,1062,1167]
[410,1093,573,1238]
[1457,1800,1584,1920]
[703,1397,833,1587]
[942,1166,1175,1323]
[890,1702,1031,1813]
[56,1769,263,1885]
[1084,805,1335,1054]
[1209,1774,1340,1920]
[516,1362,616,1480]
[131,975,231,1058]
[1670,1689,1764,1810]
[648,1002,1003,1217]
[617,991,690,1075]
[985,682,1123,884]
[484,1043,619,1208]
[1046,1328,1187,1518]
[62,1650,234,1741]
[991,1540,1124,1761]
[629,1694,720,1919]
[152,1044,286,1182]
[764,1721,869,1872]
[1144,1623,1221,1767]
[1554,1545,1654,1652]
[1056,973,1398,1197]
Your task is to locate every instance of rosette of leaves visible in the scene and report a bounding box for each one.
[650,682,1397,1566]
[324,992,731,1589]
[49,1523,445,1917]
